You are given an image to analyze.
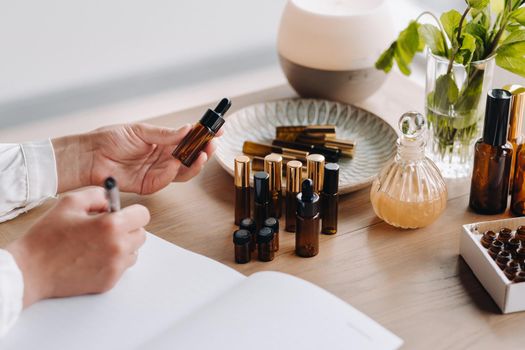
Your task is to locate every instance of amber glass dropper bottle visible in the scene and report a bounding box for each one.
[296,179,320,258]
[172,98,231,167]
[469,89,513,214]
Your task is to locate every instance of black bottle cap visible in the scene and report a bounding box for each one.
[257,227,274,243]
[233,229,251,245]
[239,217,256,234]
[296,179,320,218]
[322,163,339,195]
[254,171,270,204]
[263,217,279,234]
[200,98,232,133]
[483,89,512,146]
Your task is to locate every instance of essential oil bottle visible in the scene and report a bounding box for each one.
[239,217,257,252]
[257,227,275,262]
[253,171,270,231]
[285,160,302,232]
[172,98,231,167]
[263,217,279,252]
[469,89,513,214]
[306,154,325,194]
[234,155,251,225]
[503,84,525,193]
[264,154,283,218]
[233,229,251,264]
[295,179,320,258]
[321,163,339,235]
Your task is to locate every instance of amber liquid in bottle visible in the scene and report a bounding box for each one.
[285,190,299,232]
[469,141,513,214]
[321,192,338,235]
[172,98,231,167]
[296,214,320,257]
[285,160,302,232]
[512,144,525,215]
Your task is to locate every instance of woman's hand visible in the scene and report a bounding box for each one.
[6,187,150,307]
[53,123,222,194]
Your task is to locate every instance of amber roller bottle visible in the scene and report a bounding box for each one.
[504,85,525,193]
[264,154,283,218]
[285,160,302,232]
[296,179,320,258]
[321,163,339,235]
[234,155,251,225]
[172,98,231,167]
[253,171,270,231]
[469,89,513,214]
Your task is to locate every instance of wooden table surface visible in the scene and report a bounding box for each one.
[1,72,523,349]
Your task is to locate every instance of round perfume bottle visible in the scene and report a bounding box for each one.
[370,112,447,229]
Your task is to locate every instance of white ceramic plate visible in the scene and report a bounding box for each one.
[215,98,397,194]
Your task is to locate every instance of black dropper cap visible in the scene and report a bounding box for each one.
[233,229,251,245]
[322,163,339,195]
[254,171,270,204]
[257,227,275,244]
[104,176,117,190]
[296,179,320,218]
[263,217,279,234]
[483,89,512,146]
[200,98,232,133]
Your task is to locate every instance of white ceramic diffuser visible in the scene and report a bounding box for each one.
[277,0,395,103]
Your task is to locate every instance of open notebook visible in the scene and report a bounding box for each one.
[1,234,402,350]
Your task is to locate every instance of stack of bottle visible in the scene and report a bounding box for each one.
[232,151,339,263]
[479,226,525,282]
[469,87,525,216]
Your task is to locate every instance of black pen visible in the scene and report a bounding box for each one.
[104,177,121,212]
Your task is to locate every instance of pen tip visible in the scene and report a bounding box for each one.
[104,176,117,190]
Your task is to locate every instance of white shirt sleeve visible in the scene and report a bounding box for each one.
[0,140,58,222]
[0,139,57,337]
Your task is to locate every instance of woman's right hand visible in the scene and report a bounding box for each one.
[6,187,150,307]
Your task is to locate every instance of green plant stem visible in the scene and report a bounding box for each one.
[447,6,471,75]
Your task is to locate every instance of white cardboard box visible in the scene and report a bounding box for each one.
[460,217,525,313]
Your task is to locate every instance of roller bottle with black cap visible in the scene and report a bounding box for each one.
[172,98,231,167]
[296,179,320,258]
[469,89,513,214]
[321,163,339,235]
[253,171,270,231]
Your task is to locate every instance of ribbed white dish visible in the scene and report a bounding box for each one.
[215,98,397,194]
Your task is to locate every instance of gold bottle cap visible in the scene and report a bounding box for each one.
[264,153,283,191]
[234,155,251,187]
[286,160,302,193]
[306,154,325,193]
[504,84,525,143]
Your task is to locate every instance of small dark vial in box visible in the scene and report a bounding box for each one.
[480,230,496,249]
[504,260,521,281]
[496,250,512,270]
[498,228,513,243]
[488,240,504,260]
[506,238,521,256]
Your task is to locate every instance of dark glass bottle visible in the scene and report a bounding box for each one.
[263,217,279,252]
[469,89,513,214]
[234,155,251,225]
[253,172,270,231]
[172,98,231,167]
[511,144,525,216]
[295,179,320,258]
[321,163,339,235]
[264,154,283,218]
[488,240,504,260]
[285,160,302,232]
[233,229,251,264]
[504,261,520,281]
[257,227,275,262]
[504,85,525,193]
[239,217,257,252]
[480,230,496,249]
[306,154,325,194]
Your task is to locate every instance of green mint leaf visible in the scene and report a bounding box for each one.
[501,29,525,45]
[375,43,396,72]
[466,0,490,10]
[390,21,421,75]
[471,7,491,29]
[458,33,478,64]
[418,24,447,56]
[440,10,463,44]
[496,50,525,76]
[433,73,459,111]
[510,7,525,25]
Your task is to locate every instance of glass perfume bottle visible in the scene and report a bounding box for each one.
[370,111,447,229]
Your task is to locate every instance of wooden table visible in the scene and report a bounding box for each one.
[1,73,523,349]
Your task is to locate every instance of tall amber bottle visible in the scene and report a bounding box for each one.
[321,163,339,235]
[172,98,231,167]
[512,144,525,215]
[253,171,270,231]
[264,154,283,218]
[285,160,302,232]
[234,155,251,225]
[296,179,320,258]
[503,84,525,193]
[469,89,513,214]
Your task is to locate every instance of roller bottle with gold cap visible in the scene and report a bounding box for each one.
[234,155,251,225]
[264,154,283,218]
[306,154,325,195]
[285,160,302,232]
[172,98,231,167]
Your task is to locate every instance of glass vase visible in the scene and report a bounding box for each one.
[425,51,495,179]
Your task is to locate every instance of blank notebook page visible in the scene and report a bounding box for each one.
[0,234,245,350]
